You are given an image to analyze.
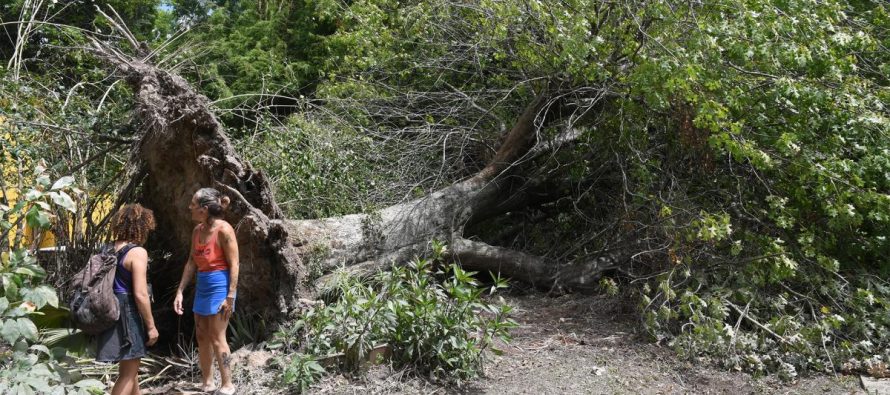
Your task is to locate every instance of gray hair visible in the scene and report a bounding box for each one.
[195,187,230,216]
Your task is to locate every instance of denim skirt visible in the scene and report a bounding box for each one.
[193,270,235,316]
[95,293,147,362]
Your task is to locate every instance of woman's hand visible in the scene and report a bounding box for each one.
[146,326,159,346]
[173,291,184,315]
[218,296,235,320]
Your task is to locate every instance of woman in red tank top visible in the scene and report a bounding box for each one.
[173,188,240,395]
[192,223,229,272]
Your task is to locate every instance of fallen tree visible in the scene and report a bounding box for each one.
[10,0,890,378]
[86,16,629,317]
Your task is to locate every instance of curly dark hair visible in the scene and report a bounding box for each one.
[110,204,156,244]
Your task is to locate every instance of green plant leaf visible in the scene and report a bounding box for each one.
[14,265,46,278]
[35,174,51,189]
[24,189,43,201]
[29,343,50,356]
[1,317,37,343]
[22,286,58,309]
[25,206,51,229]
[24,377,54,393]
[50,176,75,191]
[74,379,105,390]
[18,317,38,341]
[48,191,76,213]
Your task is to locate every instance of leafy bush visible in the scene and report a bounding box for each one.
[623,1,890,378]
[0,166,104,393]
[235,115,381,218]
[272,242,516,385]
[277,352,326,393]
[227,311,271,350]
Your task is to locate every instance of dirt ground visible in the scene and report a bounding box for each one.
[150,290,866,394]
[305,290,862,395]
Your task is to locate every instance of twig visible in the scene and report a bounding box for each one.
[64,140,127,176]
[822,334,838,379]
[728,302,791,346]
[729,300,751,352]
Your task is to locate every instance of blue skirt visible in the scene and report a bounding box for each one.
[194,270,235,316]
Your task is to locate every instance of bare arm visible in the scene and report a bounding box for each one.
[177,255,197,294]
[128,247,158,345]
[174,228,198,316]
[219,223,239,298]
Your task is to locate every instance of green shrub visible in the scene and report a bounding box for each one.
[0,166,104,394]
[234,115,381,218]
[228,311,271,350]
[272,243,516,384]
[276,352,326,393]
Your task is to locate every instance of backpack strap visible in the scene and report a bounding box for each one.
[85,255,117,289]
[83,244,137,289]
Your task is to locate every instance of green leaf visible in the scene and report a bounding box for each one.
[9,249,28,265]
[24,189,42,201]
[0,297,8,315]
[50,176,75,191]
[73,379,105,390]
[22,286,58,309]
[51,346,67,360]
[25,206,51,229]
[29,344,50,356]
[2,277,21,301]
[12,200,26,212]
[48,192,76,213]
[14,265,46,279]
[35,175,51,189]
[1,318,23,343]
[13,338,29,352]
[24,377,53,394]
[30,306,70,329]
[17,317,38,341]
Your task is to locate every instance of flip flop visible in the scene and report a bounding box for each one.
[213,388,236,395]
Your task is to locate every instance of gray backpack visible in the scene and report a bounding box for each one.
[69,244,134,335]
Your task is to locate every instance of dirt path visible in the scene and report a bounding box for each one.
[307,291,863,394]
[148,290,864,394]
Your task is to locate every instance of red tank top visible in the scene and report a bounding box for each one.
[192,224,229,272]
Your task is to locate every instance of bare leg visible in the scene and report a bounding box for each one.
[111,359,140,395]
[130,364,142,395]
[195,314,216,392]
[209,312,234,393]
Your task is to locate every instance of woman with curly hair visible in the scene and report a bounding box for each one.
[96,203,159,395]
[173,187,240,395]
